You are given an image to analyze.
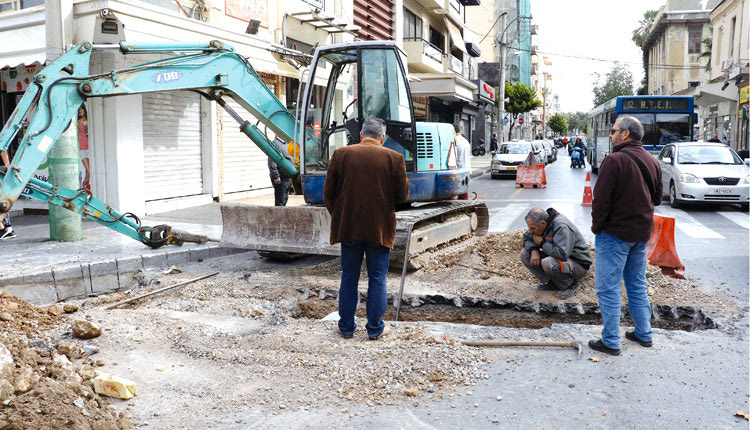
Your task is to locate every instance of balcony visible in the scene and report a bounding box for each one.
[413,0,444,10]
[404,38,445,74]
[448,53,464,76]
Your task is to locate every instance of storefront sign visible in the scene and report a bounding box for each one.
[1,64,40,93]
[740,86,749,104]
[412,96,428,118]
[477,81,495,103]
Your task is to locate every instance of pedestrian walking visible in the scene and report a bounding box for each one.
[324,117,409,341]
[267,138,294,206]
[490,133,498,154]
[520,208,592,299]
[454,123,471,200]
[590,115,662,356]
[77,105,91,189]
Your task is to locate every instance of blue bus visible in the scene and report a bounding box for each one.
[586,96,697,173]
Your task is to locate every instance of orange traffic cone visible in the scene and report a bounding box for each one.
[646,214,685,279]
[581,172,593,206]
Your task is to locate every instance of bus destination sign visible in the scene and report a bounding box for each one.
[621,97,690,112]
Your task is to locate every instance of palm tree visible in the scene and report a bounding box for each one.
[632,10,658,47]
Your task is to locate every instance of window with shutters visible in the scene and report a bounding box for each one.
[354,0,394,40]
[688,24,702,54]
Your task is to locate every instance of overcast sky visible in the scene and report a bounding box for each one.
[530,0,672,113]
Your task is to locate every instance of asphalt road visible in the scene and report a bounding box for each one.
[471,152,750,303]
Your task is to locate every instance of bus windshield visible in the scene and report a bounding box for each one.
[629,113,691,146]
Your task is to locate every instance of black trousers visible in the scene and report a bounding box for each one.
[2,214,10,228]
[273,178,291,206]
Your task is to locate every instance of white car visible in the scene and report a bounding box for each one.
[657,142,750,210]
[491,140,546,179]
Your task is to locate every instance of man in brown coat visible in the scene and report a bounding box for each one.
[324,117,409,340]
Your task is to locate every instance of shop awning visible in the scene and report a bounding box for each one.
[678,81,739,106]
[443,17,467,55]
[0,25,46,69]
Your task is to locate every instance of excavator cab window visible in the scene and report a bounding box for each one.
[300,44,416,174]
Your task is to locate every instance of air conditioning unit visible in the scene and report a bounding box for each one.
[722,59,734,71]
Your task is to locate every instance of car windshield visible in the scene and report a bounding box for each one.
[677,146,743,165]
[500,143,531,154]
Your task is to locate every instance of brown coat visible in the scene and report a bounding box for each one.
[324,140,409,249]
[591,140,662,242]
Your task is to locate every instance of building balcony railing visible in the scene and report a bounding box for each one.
[403,37,445,74]
[448,53,465,76]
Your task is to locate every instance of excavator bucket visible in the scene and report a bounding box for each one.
[219,204,340,256]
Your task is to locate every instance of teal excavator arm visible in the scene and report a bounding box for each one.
[0,40,301,248]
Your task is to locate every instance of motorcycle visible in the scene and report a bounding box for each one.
[570,147,585,168]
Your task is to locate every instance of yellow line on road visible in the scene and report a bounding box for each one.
[511,187,523,199]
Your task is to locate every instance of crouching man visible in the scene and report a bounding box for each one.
[520,208,592,299]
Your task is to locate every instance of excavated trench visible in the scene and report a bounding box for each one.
[297,291,717,332]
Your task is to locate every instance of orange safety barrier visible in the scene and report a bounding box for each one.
[646,214,685,279]
[515,165,547,188]
[581,172,593,206]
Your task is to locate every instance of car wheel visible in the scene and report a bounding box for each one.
[741,202,749,211]
[491,174,499,179]
[480,148,486,156]
[669,182,682,208]
[472,148,480,156]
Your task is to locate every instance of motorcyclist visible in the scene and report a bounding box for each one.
[571,137,587,168]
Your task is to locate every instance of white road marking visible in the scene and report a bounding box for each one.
[488,203,528,233]
[717,210,749,229]
[656,206,725,239]
[554,203,576,223]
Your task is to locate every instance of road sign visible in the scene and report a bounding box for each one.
[518,118,524,124]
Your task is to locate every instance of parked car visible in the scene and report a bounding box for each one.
[657,141,750,210]
[490,140,546,179]
[542,140,557,163]
[531,140,548,165]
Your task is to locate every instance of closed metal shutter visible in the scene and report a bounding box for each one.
[219,99,273,194]
[142,92,203,201]
[354,0,394,41]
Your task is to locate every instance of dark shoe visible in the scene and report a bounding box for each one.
[0,227,16,240]
[625,330,652,347]
[588,339,621,356]
[368,324,391,341]
[556,282,579,299]
[339,333,353,339]
[537,281,557,291]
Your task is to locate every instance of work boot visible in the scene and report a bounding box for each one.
[368,324,392,341]
[537,281,557,291]
[625,330,653,347]
[588,339,621,356]
[0,226,16,240]
[556,282,578,299]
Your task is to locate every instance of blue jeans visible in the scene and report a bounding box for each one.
[338,240,390,338]
[595,231,653,349]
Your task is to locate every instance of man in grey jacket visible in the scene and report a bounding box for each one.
[520,208,592,299]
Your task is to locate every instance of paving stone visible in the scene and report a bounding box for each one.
[116,256,143,273]
[166,250,189,267]
[189,247,210,263]
[53,265,88,301]
[142,253,168,269]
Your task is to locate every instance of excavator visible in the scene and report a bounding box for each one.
[0,39,488,266]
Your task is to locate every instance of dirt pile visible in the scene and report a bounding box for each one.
[0,294,131,430]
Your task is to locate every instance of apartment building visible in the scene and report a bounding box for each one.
[0,0,358,214]
[399,0,487,150]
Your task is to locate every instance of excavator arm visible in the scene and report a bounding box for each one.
[0,40,301,248]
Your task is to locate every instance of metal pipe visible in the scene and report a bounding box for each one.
[394,222,414,322]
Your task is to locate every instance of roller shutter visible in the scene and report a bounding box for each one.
[219,99,273,194]
[354,0,394,41]
[142,92,203,200]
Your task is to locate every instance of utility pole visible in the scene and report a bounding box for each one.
[46,0,82,242]
[498,13,507,143]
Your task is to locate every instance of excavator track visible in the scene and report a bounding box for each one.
[220,200,489,269]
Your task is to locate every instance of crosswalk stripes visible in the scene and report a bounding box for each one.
[656,206,725,239]
[717,210,749,229]
[487,203,528,233]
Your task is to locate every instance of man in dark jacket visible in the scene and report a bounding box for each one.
[490,133,499,154]
[589,115,662,356]
[324,117,409,341]
[267,138,294,206]
[521,208,592,299]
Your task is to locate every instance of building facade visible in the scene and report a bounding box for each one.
[0,0,357,215]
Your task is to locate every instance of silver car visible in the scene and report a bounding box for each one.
[656,142,750,210]
[490,140,546,179]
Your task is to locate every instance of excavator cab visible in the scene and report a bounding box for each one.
[296,42,418,204]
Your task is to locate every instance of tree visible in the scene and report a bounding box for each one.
[700,23,713,72]
[592,63,634,107]
[548,114,567,136]
[632,10,657,95]
[631,10,658,47]
[504,82,541,139]
[563,111,588,134]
